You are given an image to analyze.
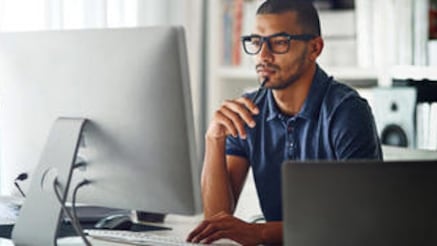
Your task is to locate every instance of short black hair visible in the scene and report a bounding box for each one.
[257,0,321,36]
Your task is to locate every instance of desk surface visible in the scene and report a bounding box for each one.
[0,214,238,245]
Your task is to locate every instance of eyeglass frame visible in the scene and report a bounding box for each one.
[240,32,316,55]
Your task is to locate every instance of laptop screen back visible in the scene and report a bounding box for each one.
[282,160,437,246]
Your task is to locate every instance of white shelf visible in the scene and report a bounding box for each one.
[325,66,378,81]
[218,67,255,80]
[390,65,437,81]
[218,66,378,81]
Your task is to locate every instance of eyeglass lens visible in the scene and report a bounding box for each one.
[243,35,290,55]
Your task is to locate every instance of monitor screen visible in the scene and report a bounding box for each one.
[0,26,201,244]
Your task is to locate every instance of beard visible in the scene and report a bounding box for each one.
[257,47,309,90]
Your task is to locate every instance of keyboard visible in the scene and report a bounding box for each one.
[0,198,21,225]
[85,229,204,245]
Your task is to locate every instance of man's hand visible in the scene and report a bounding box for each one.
[186,212,263,245]
[207,97,259,140]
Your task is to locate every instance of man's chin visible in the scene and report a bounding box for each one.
[269,80,296,90]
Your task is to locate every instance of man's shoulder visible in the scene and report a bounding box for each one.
[315,66,361,104]
[319,77,370,117]
[324,78,363,105]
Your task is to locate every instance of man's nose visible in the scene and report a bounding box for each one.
[258,41,273,62]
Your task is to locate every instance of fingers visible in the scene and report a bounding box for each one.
[187,212,237,244]
[186,217,214,242]
[222,100,256,127]
[186,212,227,243]
[189,222,223,243]
[199,230,230,245]
[213,98,259,139]
[187,219,231,244]
[214,110,239,138]
[236,97,259,115]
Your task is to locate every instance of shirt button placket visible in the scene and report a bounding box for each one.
[287,121,295,158]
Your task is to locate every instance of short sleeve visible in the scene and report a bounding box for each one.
[225,135,248,158]
[330,96,383,160]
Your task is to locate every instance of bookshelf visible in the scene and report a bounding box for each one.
[206,0,373,120]
[206,0,436,121]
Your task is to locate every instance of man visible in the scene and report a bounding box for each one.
[187,0,382,244]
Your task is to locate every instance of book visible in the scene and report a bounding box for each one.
[429,0,437,39]
[416,102,431,150]
[429,102,437,150]
[355,0,374,68]
[240,0,259,69]
[396,0,414,65]
[222,0,234,66]
[372,0,415,67]
[429,40,437,66]
[413,0,429,65]
[372,0,395,68]
[317,10,357,67]
[232,0,244,66]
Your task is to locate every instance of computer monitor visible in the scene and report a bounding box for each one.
[0,26,201,244]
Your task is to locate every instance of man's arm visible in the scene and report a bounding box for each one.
[199,97,258,217]
[187,97,283,245]
[201,137,250,218]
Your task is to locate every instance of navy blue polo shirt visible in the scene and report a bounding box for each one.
[226,65,383,222]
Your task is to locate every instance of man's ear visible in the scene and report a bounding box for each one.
[308,36,323,62]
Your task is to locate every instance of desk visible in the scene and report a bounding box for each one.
[382,145,437,160]
[0,214,238,245]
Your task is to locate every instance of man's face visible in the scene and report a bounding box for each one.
[253,11,312,90]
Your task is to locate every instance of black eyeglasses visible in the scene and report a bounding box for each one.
[241,32,316,55]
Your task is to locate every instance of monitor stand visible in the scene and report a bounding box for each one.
[12,118,87,246]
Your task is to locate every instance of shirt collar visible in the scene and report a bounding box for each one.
[266,65,331,122]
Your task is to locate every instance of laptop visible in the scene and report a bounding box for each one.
[282,160,437,246]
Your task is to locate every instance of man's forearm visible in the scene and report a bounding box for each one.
[255,221,283,245]
[201,136,235,218]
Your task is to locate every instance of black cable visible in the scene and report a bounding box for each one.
[71,180,91,233]
[14,173,28,198]
[15,173,28,181]
[52,178,92,246]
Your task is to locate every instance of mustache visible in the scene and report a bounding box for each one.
[255,63,280,72]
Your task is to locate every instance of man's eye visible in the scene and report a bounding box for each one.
[272,40,288,46]
[251,39,261,46]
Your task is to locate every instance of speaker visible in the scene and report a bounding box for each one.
[359,87,417,148]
